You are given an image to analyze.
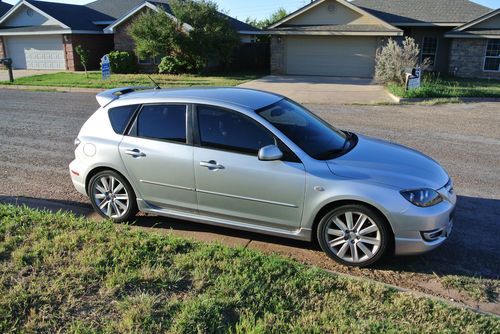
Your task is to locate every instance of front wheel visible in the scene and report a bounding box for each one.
[88,170,138,223]
[317,204,390,267]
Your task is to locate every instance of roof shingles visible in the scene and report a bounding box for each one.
[0,0,258,33]
[352,0,492,24]
[0,1,12,17]
[25,0,114,31]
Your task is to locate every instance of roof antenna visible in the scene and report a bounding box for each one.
[148,75,161,90]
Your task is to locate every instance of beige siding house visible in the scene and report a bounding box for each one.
[268,0,498,79]
[268,0,402,78]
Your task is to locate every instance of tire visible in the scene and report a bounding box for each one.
[317,204,390,267]
[88,170,138,223]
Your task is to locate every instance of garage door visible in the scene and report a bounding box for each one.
[285,36,377,77]
[5,35,66,70]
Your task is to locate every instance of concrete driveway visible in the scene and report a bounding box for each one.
[239,75,393,104]
[0,69,60,81]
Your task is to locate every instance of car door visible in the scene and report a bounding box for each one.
[119,104,197,212]
[193,105,306,230]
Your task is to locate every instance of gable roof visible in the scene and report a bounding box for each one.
[445,8,500,38]
[0,0,257,36]
[89,0,259,33]
[267,0,401,36]
[100,0,260,33]
[86,0,172,20]
[24,0,114,31]
[0,1,12,17]
[352,0,492,26]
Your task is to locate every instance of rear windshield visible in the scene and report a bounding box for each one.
[108,105,139,134]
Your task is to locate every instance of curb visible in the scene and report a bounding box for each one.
[323,269,499,319]
[0,84,104,93]
[384,89,500,104]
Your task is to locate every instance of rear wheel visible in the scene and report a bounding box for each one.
[317,204,390,267]
[89,170,138,222]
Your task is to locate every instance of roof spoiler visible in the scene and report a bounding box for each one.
[96,86,155,107]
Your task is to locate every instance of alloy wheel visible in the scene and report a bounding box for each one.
[92,175,130,219]
[324,211,381,264]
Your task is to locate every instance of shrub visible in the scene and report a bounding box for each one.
[129,1,239,74]
[107,51,138,74]
[375,37,430,85]
[158,55,203,74]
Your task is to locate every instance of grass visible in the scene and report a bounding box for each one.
[442,275,500,303]
[0,205,498,333]
[0,71,261,89]
[387,74,500,99]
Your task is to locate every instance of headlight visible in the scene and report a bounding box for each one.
[401,189,443,207]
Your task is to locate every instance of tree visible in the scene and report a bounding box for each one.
[246,8,288,29]
[374,37,431,85]
[75,45,90,78]
[128,8,178,60]
[129,0,240,73]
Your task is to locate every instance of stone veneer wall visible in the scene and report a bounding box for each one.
[449,38,500,79]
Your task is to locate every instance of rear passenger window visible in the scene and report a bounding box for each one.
[108,104,138,134]
[137,105,187,143]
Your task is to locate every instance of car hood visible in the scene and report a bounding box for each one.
[327,135,449,190]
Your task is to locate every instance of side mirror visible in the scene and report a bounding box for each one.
[258,145,283,161]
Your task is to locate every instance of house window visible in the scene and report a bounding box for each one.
[138,56,153,65]
[421,37,438,67]
[484,39,500,72]
[137,55,164,65]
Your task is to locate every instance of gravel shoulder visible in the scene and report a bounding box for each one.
[0,89,498,314]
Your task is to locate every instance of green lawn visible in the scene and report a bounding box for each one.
[0,205,498,333]
[387,76,500,99]
[0,71,261,89]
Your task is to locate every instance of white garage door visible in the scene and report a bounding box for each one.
[285,36,377,77]
[5,35,66,70]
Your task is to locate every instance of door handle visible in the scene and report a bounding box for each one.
[124,148,146,158]
[200,160,225,170]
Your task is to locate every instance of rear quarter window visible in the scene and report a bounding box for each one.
[108,105,139,134]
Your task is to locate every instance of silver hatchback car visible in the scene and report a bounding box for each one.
[70,87,455,267]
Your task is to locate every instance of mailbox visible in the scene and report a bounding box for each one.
[0,58,14,82]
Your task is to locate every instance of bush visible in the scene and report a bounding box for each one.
[375,37,430,85]
[158,55,203,74]
[129,1,240,75]
[107,51,138,74]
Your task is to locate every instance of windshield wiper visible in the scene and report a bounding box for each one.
[316,132,355,160]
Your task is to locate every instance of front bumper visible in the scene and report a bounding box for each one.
[392,191,456,256]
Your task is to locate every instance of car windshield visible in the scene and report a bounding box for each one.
[257,99,349,160]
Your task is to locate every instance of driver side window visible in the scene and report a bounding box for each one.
[196,106,275,155]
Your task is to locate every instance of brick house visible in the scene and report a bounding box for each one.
[267,0,500,79]
[0,0,259,71]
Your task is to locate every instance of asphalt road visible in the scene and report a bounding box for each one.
[0,89,499,313]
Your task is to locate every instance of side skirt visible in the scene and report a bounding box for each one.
[137,199,312,242]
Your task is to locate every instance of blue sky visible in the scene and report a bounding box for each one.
[4,0,499,20]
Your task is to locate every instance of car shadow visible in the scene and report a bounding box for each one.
[1,194,498,279]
